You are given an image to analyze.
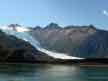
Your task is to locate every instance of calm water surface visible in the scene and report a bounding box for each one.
[0,64,107,81]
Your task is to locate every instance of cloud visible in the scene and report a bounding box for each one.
[102,10,108,16]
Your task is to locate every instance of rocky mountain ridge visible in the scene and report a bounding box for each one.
[29,23,108,58]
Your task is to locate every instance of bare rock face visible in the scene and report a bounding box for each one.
[29,23,108,58]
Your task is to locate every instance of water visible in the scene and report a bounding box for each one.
[0,64,107,81]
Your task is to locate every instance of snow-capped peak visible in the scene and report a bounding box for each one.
[0,24,30,32]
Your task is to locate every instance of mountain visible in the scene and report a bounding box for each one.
[0,25,83,64]
[8,24,21,27]
[0,23,108,64]
[44,23,62,30]
[0,29,56,63]
[29,23,108,58]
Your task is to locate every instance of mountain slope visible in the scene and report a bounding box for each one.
[29,23,108,58]
[0,29,55,62]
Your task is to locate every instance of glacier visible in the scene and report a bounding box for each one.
[0,26,84,60]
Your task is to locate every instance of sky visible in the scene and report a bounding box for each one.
[0,0,108,29]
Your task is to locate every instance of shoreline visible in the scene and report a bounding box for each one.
[0,62,108,67]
